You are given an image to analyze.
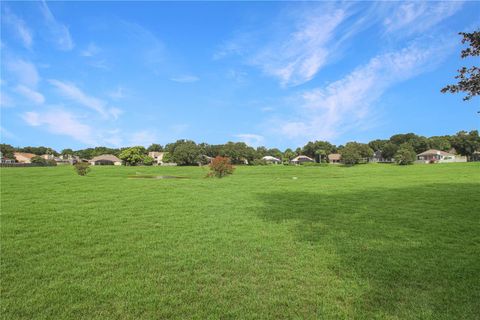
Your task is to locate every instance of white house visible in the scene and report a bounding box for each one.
[416,149,466,163]
[290,155,314,165]
[148,151,164,165]
[262,156,281,164]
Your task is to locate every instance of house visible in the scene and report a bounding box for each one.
[370,150,393,163]
[148,151,164,165]
[262,155,281,164]
[89,154,122,166]
[290,155,314,165]
[416,149,466,163]
[0,152,15,164]
[328,153,341,164]
[14,152,36,163]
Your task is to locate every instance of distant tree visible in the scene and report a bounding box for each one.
[283,148,295,161]
[295,147,302,155]
[340,144,362,165]
[208,156,235,178]
[256,146,268,158]
[19,146,58,156]
[451,130,480,160]
[31,156,48,165]
[381,143,398,160]
[428,136,451,151]
[119,147,146,166]
[162,152,173,163]
[147,144,163,152]
[441,30,479,101]
[302,140,335,158]
[0,144,15,159]
[61,148,74,156]
[267,148,283,160]
[394,143,417,165]
[166,140,200,165]
[315,149,327,163]
[220,142,255,164]
[389,133,428,154]
[143,156,154,166]
[340,142,373,165]
[368,139,388,152]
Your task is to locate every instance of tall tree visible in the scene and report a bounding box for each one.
[147,144,163,152]
[441,30,479,101]
[451,130,480,160]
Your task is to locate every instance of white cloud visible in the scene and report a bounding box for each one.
[14,85,45,105]
[22,109,95,145]
[5,58,40,88]
[383,2,464,35]
[129,130,157,147]
[215,5,354,87]
[49,79,121,119]
[2,7,33,49]
[276,38,455,142]
[108,87,127,100]
[234,133,264,147]
[0,91,15,108]
[39,0,74,51]
[170,75,199,83]
[81,42,100,57]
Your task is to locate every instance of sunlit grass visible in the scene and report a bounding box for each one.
[1,163,479,319]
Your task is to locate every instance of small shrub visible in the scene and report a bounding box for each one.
[74,162,91,176]
[208,156,234,178]
[31,156,48,165]
[46,159,57,166]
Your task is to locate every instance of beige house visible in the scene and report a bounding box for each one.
[416,149,466,163]
[14,152,36,163]
[290,155,314,165]
[148,151,164,165]
[89,154,122,166]
[262,156,281,164]
[328,153,341,164]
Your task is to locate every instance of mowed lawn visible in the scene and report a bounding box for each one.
[1,163,479,319]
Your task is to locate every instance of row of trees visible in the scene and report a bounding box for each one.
[2,130,479,166]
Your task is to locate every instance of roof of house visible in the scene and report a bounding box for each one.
[14,152,36,159]
[291,155,313,161]
[417,149,454,157]
[262,156,281,161]
[90,154,122,162]
[328,153,341,161]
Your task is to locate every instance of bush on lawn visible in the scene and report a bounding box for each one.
[208,156,235,178]
[74,162,91,176]
[31,156,48,165]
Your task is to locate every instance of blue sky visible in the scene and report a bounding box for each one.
[1,1,479,150]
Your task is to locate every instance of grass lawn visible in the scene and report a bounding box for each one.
[1,163,479,319]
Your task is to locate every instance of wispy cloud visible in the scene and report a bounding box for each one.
[22,109,95,145]
[274,38,455,142]
[383,1,464,35]
[39,0,74,50]
[81,42,100,57]
[108,86,127,100]
[170,75,199,83]
[129,130,157,147]
[0,91,16,108]
[2,7,33,49]
[5,58,40,88]
[14,85,45,105]
[49,79,120,119]
[234,133,264,147]
[215,4,358,87]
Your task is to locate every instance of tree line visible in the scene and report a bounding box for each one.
[1,130,479,166]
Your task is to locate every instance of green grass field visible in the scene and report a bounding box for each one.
[1,163,479,319]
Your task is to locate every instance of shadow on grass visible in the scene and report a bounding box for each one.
[256,183,480,318]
